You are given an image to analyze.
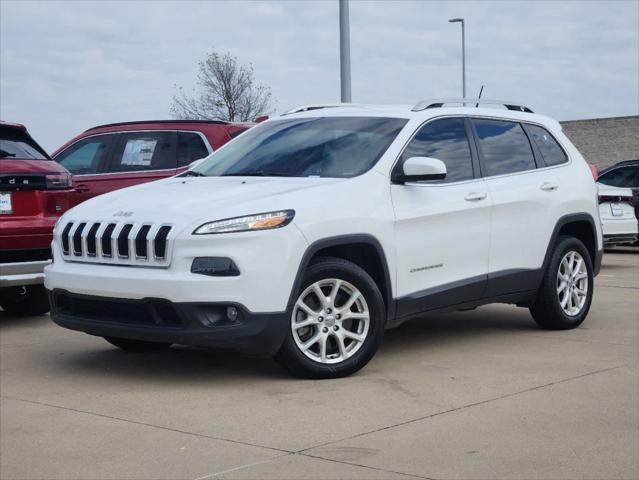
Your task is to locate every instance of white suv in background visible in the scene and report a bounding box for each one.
[45,100,603,378]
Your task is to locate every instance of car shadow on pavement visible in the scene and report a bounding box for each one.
[0,310,50,328]
[56,344,289,382]
[380,306,539,357]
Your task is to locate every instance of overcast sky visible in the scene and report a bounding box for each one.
[1,0,638,152]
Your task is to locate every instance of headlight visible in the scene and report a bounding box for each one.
[193,210,295,235]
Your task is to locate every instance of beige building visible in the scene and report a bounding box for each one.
[560,116,638,170]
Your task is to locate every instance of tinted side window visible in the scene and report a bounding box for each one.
[527,124,567,166]
[110,131,176,173]
[399,118,474,183]
[177,132,210,167]
[473,119,536,176]
[55,135,112,174]
[599,166,639,188]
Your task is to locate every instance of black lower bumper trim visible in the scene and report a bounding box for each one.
[603,234,638,247]
[48,290,289,355]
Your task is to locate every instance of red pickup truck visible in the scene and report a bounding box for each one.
[0,121,74,315]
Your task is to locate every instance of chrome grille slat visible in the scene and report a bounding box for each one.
[61,222,73,255]
[94,222,109,258]
[58,220,173,268]
[85,223,100,257]
[135,225,152,259]
[72,223,86,256]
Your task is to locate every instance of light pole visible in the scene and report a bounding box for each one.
[448,18,466,99]
[339,0,352,102]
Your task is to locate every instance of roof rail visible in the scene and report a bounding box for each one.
[84,119,231,132]
[412,99,534,113]
[283,103,362,115]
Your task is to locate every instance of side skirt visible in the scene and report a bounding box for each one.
[389,268,541,328]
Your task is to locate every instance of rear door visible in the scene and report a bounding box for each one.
[471,118,560,295]
[103,131,178,191]
[53,133,115,205]
[176,131,212,174]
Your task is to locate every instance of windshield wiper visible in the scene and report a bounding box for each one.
[180,170,207,177]
[0,149,16,158]
[222,171,293,177]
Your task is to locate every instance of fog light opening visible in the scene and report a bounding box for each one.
[226,306,239,323]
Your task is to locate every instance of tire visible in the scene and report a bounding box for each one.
[530,235,594,330]
[0,285,50,316]
[275,256,385,379]
[104,337,172,352]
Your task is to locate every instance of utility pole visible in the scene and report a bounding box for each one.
[339,0,352,102]
[448,18,466,99]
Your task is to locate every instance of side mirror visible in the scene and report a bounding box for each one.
[395,157,447,183]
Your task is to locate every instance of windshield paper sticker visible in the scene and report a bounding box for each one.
[121,139,157,166]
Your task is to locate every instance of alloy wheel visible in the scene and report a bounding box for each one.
[556,250,589,316]
[291,278,370,364]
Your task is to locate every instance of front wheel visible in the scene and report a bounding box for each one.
[530,236,594,330]
[275,257,385,379]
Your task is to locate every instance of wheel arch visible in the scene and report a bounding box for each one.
[287,234,395,320]
[543,213,601,276]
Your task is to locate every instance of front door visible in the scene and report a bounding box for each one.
[54,133,115,205]
[391,117,491,318]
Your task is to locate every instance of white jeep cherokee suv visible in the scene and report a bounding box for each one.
[45,100,603,378]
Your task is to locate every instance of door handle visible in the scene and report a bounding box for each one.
[540,182,558,192]
[464,192,487,202]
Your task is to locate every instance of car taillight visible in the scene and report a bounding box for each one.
[46,173,72,189]
[599,194,634,206]
[589,164,598,180]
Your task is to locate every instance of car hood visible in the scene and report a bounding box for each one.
[63,175,348,228]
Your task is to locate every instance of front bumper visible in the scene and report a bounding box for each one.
[48,289,289,355]
[0,260,50,287]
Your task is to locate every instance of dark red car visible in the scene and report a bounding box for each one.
[0,121,74,315]
[52,120,252,204]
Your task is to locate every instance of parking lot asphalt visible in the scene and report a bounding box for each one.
[1,251,637,480]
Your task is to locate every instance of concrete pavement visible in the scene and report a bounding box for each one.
[1,251,637,479]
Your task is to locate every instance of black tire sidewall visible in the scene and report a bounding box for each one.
[533,236,594,329]
[276,257,385,378]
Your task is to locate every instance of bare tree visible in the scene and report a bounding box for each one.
[171,50,273,122]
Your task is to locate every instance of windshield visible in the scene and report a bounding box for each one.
[194,116,407,178]
[0,127,49,160]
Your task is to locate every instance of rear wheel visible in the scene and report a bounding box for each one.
[0,285,50,316]
[104,337,172,352]
[275,257,385,379]
[530,236,593,330]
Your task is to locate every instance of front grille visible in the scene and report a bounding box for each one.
[58,220,174,267]
[53,291,183,328]
[0,248,52,264]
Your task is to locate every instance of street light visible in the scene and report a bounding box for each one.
[339,0,352,103]
[448,17,466,99]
